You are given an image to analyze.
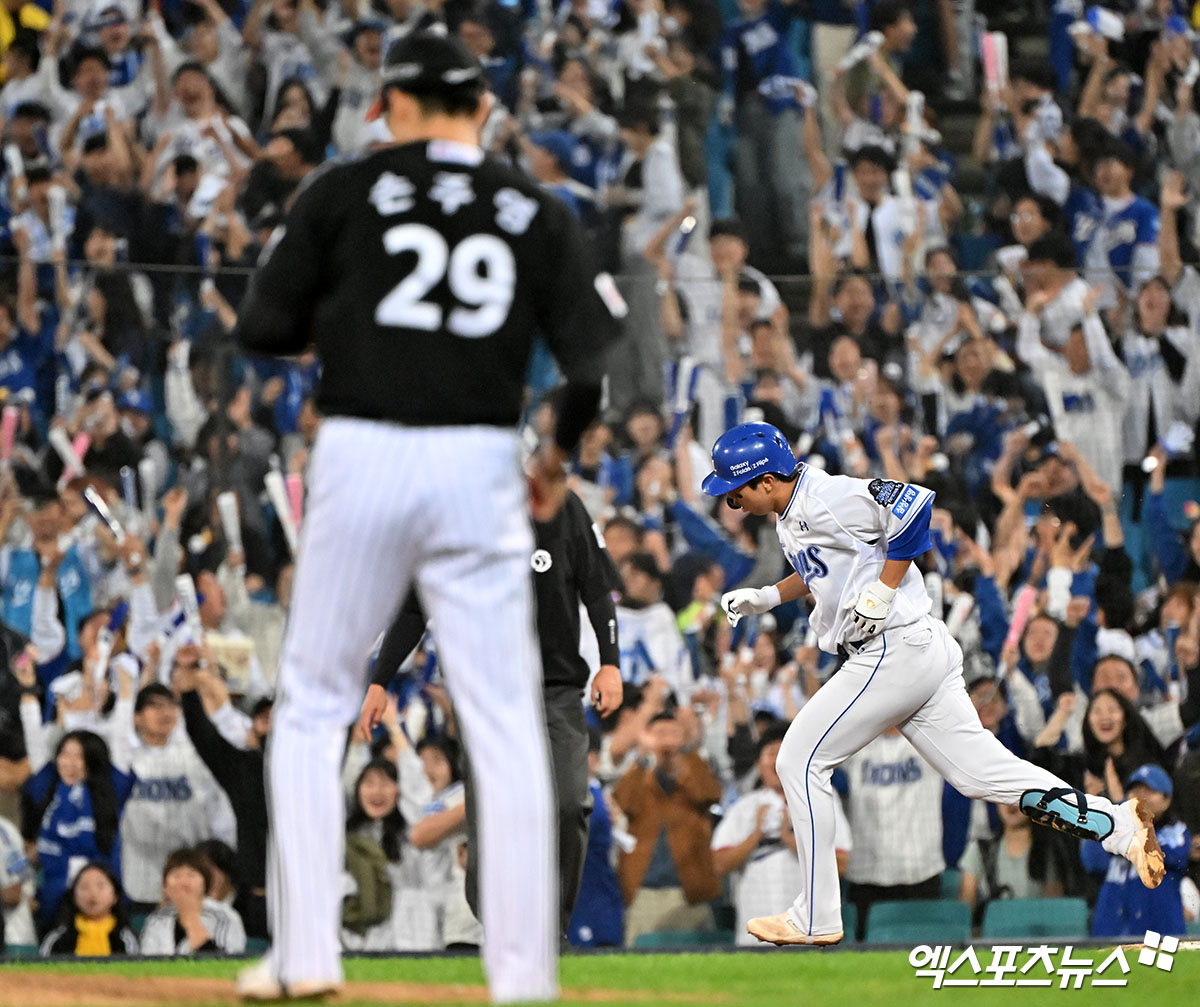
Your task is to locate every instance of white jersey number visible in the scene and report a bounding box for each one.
[375,223,516,338]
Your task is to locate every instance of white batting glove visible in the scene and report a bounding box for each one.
[720,585,782,627]
[848,581,896,637]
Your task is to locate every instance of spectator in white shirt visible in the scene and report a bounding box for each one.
[616,552,692,701]
[119,683,236,911]
[139,846,246,955]
[1017,232,1131,493]
[712,722,851,944]
[841,728,945,940]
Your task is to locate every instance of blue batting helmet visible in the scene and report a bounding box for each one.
[701,422,798,495]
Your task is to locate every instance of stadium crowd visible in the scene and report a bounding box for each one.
[0,0,1197,959]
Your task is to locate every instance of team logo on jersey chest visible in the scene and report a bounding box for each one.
[531,549,553,573]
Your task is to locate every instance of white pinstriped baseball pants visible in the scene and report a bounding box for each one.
[265,418,557,1003]
[776,615,1136,938]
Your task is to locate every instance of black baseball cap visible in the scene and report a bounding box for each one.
[367,32,484,121]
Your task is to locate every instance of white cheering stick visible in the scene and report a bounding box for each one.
[945,593,976,638]
[834,31,883,75]
[893,166,918,240]
[92,626,114,689]
[175,573,205,644]
[216,491,243,555]
[48,426,85,483]
[48,184,68,255]
[4,145,25,205]
[83,484,125,544]
[138,457,157,529]
[265,470,298,556]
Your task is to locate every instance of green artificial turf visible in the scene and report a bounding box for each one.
[4,946,1197,1006]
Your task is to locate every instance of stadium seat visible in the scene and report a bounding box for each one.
[4,945,39,959]
[940,869,961,900]
[131,913,148,935]
[632,930,736,949]
[245,937,270,955]
[841,901,857,944]
[1188,919,1200,937]
[981,898,1090,940]
[864,900,972,945]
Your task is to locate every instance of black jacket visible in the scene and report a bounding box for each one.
[180,691,267,892]
[373,490,621,690]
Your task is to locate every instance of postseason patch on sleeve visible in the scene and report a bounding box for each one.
[868,479,906,507]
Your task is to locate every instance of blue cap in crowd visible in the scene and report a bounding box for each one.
[117,389,152,415]
[1126,764,1173,797]
[344,17,386,45]
[528,130,576,172]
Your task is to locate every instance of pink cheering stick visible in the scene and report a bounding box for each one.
[1001,584,1038,672]
[1,405,19,463]
[980,32,1008,96]
[285,472,303,531]
[48,427,87,489]
[72,433,91,466]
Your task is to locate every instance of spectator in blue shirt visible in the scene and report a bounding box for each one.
[719,0,810,267]
[20,730,134,931]
[1084,140,1160,314]
[568,728,624,947]
[525,130,584,219]
[1082,764,1190,937]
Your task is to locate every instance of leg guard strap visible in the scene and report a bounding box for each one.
[1020,787,1114,842]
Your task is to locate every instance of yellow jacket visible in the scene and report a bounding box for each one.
[0,4,49,61]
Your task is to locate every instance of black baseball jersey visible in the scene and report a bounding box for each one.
[373,491,621,690]
[235,139,621,428]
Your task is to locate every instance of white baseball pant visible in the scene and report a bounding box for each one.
[777,614,1137,937]
[265,418,556,1003]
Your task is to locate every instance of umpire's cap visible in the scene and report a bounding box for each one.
[367,32,484,121]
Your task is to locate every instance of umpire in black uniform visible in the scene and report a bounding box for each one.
[360,488,623,935]
[234,29,620,1003]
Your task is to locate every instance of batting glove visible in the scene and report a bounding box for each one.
[720,585,782,627]
[849,581,896,637]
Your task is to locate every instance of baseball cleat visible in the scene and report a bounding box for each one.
[747,913,843,946]
[237,959,340,1002]
[1125,795,1165,889]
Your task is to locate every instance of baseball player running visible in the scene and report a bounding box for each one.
[359,488,624,936]
[701,421,1165,946]
[234,33,620,1003]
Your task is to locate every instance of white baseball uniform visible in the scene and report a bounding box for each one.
[265,421,555,997]
[1014,279,1131,492]
[120,738,238,903]
[841,733,944,886]
[770,464,1149,938]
